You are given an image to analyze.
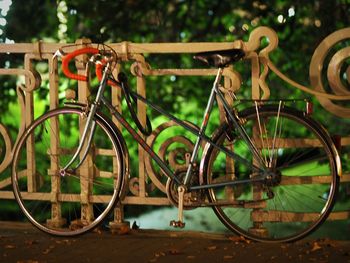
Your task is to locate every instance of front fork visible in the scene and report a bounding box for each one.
[60,62,110,176]
[60,107,97,175]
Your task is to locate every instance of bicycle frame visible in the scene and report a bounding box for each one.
[63,64,269,192]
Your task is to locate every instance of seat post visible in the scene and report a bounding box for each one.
[182,67,224,187]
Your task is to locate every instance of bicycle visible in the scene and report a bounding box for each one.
[11,44,341,242]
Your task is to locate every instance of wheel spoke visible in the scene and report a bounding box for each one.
[204,105,338,242]
[12,108,124,236]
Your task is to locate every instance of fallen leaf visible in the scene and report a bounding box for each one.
[228,235,251,244]
[311,242,322,252]
[154,252,165,257]
[112,225,130,235]
[207,245,217,251]
[5,245,15,249]
[228,236,241,242]
[24,240,37,246]
[42,245,55,255]
[224,255,233,260]
[168,248,181,255]
[92,227,102,234]
[42,249,51,255]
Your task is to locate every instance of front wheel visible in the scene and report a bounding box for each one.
[12,107,126,236]
[201,105,339,242]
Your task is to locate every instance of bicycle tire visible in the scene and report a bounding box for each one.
[201,104,340,242]
[12,107,126,236]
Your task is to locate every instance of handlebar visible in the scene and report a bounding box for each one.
[61,47,99,81]
[60,46,152,136]
[61,47,119,87]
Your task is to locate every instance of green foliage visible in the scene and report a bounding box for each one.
[1,0,349,108]
[4,0,59,42]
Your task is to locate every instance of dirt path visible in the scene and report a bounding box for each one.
[0,222,349,263]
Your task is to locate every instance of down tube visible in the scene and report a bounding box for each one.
[102,98,181,185]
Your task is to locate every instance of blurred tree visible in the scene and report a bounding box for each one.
[0,0,349,130]
[3,1,348,44]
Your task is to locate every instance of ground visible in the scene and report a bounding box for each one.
[0,222,349,263]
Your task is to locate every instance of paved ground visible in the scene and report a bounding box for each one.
[0,222,349,263]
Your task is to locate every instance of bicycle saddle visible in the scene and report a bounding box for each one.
[193,48,245,68]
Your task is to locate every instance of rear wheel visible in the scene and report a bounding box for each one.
[12,107,125,236]
[202,105,339,242]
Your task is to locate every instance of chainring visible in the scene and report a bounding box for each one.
[165,169,204,210]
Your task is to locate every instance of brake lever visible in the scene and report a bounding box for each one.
[53,48,66,59]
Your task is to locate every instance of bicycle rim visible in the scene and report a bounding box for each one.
[12,107,124,236]
[203,105,339,242]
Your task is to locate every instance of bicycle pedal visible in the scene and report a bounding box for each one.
[170,220,185,228]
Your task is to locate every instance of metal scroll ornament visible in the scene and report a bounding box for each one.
[310,28,350,118]
[144,120,200,193]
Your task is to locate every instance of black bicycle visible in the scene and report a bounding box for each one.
[11,45,340,242]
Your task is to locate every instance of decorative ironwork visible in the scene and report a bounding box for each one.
[0,27,349,226]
